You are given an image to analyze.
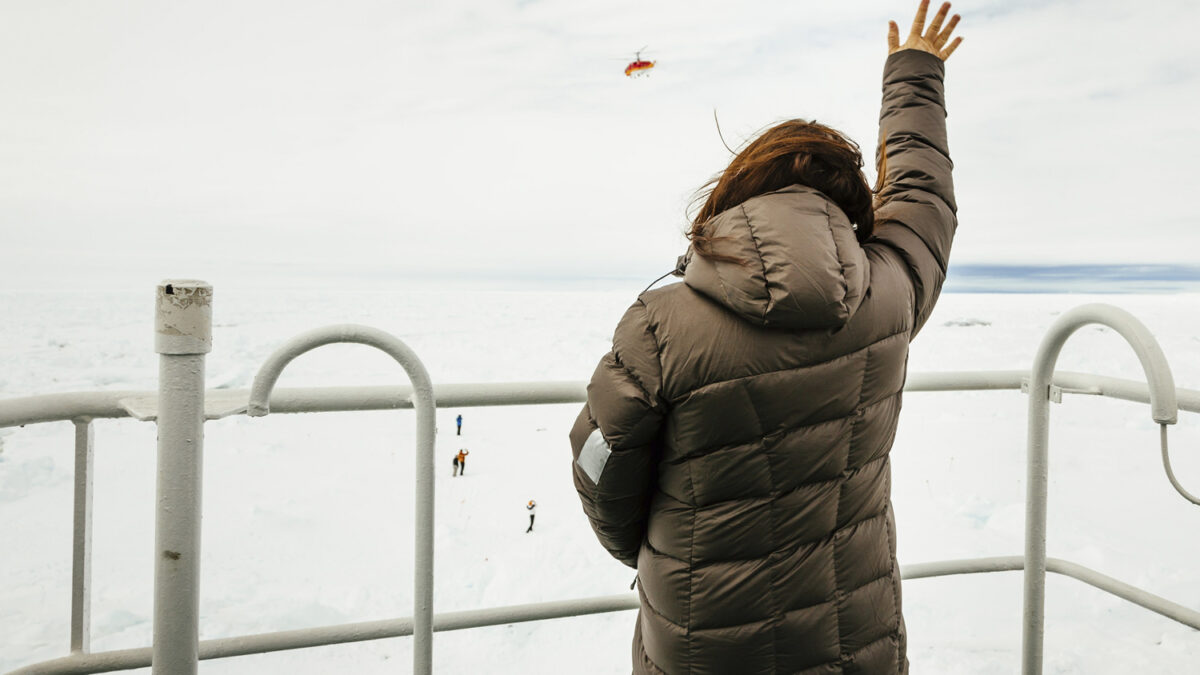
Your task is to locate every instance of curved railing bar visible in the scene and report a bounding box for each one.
[13,553,1200,675]
[1022,304,1182,675]
[245,324,437,675]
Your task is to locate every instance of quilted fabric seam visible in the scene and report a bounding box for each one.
[646,484,696,511]
[688,549,800,568]
[839,562,895,598]
[886,500,904,673]
[823,197,851,314]
[638,579,687,629]
[831,476,845,665]
[681,462,893,565]
[688,610,777,635]
[670,390,901,463]
[740,203,773,324]
[689,522,832,570]
[690,491,776,512]
[683,454,892,568]
[666,328,907,406]
[706,213,740,312]
[644,539,689,564]
[840,449,890,480]
[641,649,669,675]
[871,214,949,277]
[832,495,889,536]
[686,458,697,674]
[843,630,899,660]
[835,338,871,666]
[636,297,667,407]
[741,379,783,672]
[610,350,655,412]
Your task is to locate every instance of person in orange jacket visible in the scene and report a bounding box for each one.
[456,448,470,475]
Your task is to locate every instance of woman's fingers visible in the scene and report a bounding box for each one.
[934,14,960,48]
[925,2,950,42]
[940,36,963,60]
[892,0,963,60]
[909,0,930,39]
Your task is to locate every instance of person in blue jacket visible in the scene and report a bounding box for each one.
[456,414,463,436]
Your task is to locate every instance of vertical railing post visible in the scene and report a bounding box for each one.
[1023,356,1052,675]
[411,370,436,674]
[151,280,212,675]
[70,418,94,654]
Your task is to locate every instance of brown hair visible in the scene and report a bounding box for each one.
[687,119,882,263]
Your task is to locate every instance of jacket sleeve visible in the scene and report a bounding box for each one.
[569,299,665,568]
[866,49,958,337]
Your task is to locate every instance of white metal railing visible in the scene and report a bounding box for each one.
[246,323,438,673]
[3,281,1200,675]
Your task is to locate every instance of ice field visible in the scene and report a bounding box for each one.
[3,286,1200,673]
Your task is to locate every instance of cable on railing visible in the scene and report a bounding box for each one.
[1160,423,1200,505]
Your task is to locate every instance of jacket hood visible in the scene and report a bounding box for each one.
[681,185,869,330]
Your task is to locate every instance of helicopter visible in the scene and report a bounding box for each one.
[623,47,656,77]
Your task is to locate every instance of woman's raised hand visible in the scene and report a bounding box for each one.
[888,0,963,61]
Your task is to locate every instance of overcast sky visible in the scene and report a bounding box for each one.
[2,0,1198,291]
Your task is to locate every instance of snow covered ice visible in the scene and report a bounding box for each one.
[3,287,1200,673]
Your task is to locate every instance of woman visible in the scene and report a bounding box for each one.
[569,2,962,673]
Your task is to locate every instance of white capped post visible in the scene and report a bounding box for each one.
[151,280,212,675]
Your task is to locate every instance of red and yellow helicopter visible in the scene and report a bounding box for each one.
[623,47,656,77]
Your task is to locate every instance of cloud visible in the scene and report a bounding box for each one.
[2,0,1199,291]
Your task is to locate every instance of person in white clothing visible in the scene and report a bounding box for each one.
[526,500,537,533]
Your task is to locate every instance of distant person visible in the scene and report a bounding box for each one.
[456,448,469,475]
[525,500,536,533]
[452,453,460,477]
[568,2,963,673]
[456,414,463,436]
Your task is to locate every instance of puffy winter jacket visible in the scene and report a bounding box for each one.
[569,49,956,674]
